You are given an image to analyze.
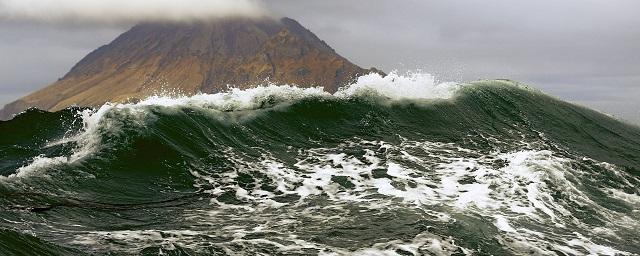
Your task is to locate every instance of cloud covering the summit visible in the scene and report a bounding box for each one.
[0,0,266,23]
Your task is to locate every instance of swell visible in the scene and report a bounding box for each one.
[0,73,639,254]
[0,229,82,256]
[3,76,637,180]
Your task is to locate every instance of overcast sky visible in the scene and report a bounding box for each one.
[0,0,639,124]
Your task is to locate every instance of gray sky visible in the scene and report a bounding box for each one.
[1,0,639,124]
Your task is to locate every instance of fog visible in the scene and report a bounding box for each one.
[0,0,265,24]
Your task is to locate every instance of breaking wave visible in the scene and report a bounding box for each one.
[0,72,639,255]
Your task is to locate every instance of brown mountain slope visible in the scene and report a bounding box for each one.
[0,17,382,120]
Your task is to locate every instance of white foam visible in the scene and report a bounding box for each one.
[23,135,636,255]
[350,233,465,256]
[566,233,630,256]
[607,188,640,205]
[336,72,460,100]
[3,155,67,179]
[4,74,639,254]
[5,72,463,179]
[494,215,517,233]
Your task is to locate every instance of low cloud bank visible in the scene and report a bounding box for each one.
[0,0,266,24]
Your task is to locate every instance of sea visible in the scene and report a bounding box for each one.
[1,73,639,255]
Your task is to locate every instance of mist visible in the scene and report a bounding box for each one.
[0,0,266,24]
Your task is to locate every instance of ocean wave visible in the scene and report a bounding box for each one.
[0,72,639,255]
[3,72,462,179]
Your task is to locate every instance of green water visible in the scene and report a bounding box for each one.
[0,78,638,255]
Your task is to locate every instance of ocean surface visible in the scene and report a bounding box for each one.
[0,73,639,255]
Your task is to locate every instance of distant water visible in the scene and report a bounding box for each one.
[1,73,639,255]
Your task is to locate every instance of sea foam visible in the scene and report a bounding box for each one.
[4,72,459,179]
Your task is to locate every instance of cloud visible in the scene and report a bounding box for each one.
[0,0,266,24]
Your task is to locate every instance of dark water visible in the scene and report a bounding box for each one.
[1,76,639,255]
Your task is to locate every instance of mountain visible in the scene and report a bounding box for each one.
[0,17,382,120]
